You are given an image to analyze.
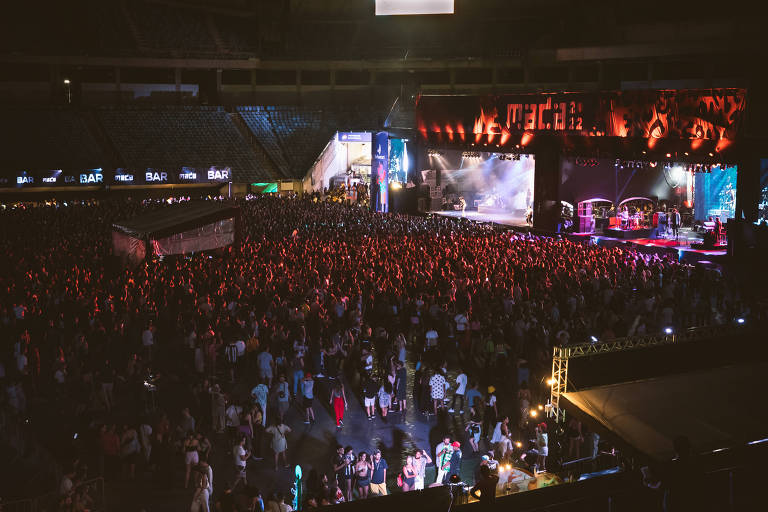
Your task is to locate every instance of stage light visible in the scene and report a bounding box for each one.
[546,378,555,386]
[63,79,70,84]
[708,152,714,157]
[590,335,598,342]
[515,441,522,448]
[684,152,689,156]
[538,405,544,411]
[530,409,538,417]
[666,153,671,158]
[671,166,684,183]
[505,465,512,471]
[737,318,745,324]
[391,182,402,190]
[664,327,673,334]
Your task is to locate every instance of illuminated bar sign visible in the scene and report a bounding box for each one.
[79,168,103,184]
[416,89,746,142]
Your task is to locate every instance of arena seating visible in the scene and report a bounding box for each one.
[96,107,272,182]
[0,105,381,182]
[238,106,382,178]
[237,107,292,177]
[0,108,106,171]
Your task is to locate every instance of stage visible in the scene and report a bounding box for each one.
[567,228,727,264]
[432,209,529,227]
[603,227,653,240]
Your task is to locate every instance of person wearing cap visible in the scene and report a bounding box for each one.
[483,386,498,439]
[301,373,315,424]
[446,441,462,484]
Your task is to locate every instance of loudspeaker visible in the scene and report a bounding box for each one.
[533,138,560,231]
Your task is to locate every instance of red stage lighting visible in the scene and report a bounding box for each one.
[521,132,533,147]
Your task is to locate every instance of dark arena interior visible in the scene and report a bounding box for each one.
[2,1,768,511]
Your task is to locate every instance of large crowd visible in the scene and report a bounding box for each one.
[0,195,761,511]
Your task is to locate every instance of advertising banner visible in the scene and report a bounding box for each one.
[371,131,389,212]
[1,167,233,189]
[416,89,746,143]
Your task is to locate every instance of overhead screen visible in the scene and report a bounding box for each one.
[375,0,454,16]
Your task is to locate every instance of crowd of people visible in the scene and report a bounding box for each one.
[0,194,761,511]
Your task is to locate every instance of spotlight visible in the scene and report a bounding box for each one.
[590,335,598,343]
[538,405,544,411]
[708,152,714,157]
[684,152,689,156]
[515,441,522,448]
[505,465,512,471]
[546,378,555,386]
[664,327,673,334]
[63,79,70,84]
[666,153,671,158]
[737,318,745,324]
[530,409,538,417]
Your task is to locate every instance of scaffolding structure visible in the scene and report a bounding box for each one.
[548,324,737,423]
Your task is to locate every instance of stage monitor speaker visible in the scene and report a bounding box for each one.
[578,215,594,233]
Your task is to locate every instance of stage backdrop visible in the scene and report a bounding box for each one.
[560,157,684,209]
[417,89,745,142]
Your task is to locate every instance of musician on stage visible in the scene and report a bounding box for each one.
[619,206,630,230]
[459,196,466,215]
[657,208,667,238]
[670,208,681,240]
[525,205,533,226]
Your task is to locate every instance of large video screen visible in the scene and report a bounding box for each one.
[693,164,737,222]
[376,0,454,16]
[429,150,534,215]
[759,159,768,225]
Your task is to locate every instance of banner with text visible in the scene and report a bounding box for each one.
[416,89,746,143]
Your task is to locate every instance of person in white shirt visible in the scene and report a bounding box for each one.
[233,436,250,488]
[448,371,467,414]
[142,324,154,362]
[425,327,439,350]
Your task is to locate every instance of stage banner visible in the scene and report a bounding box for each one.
[371,131,389,212]
[416,89,745,143]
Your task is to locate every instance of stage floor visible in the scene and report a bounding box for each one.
[570,228,727,261]
[432,209,529,227]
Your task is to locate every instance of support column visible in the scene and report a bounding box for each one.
[369,70,376,105]
[296,69,302,105]
[330,70,336,104]
[174,68,182,104]
[215,69,222,103]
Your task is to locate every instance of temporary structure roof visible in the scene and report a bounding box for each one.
[113,202,238,240]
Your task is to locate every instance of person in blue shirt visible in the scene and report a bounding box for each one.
[465,381,482,415]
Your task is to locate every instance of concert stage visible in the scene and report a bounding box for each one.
[603,227,653,240]
[567,228,727,264]
[433,209,529,227]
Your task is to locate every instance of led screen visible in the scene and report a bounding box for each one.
[429,150,534,215]
[758,159,768,225]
